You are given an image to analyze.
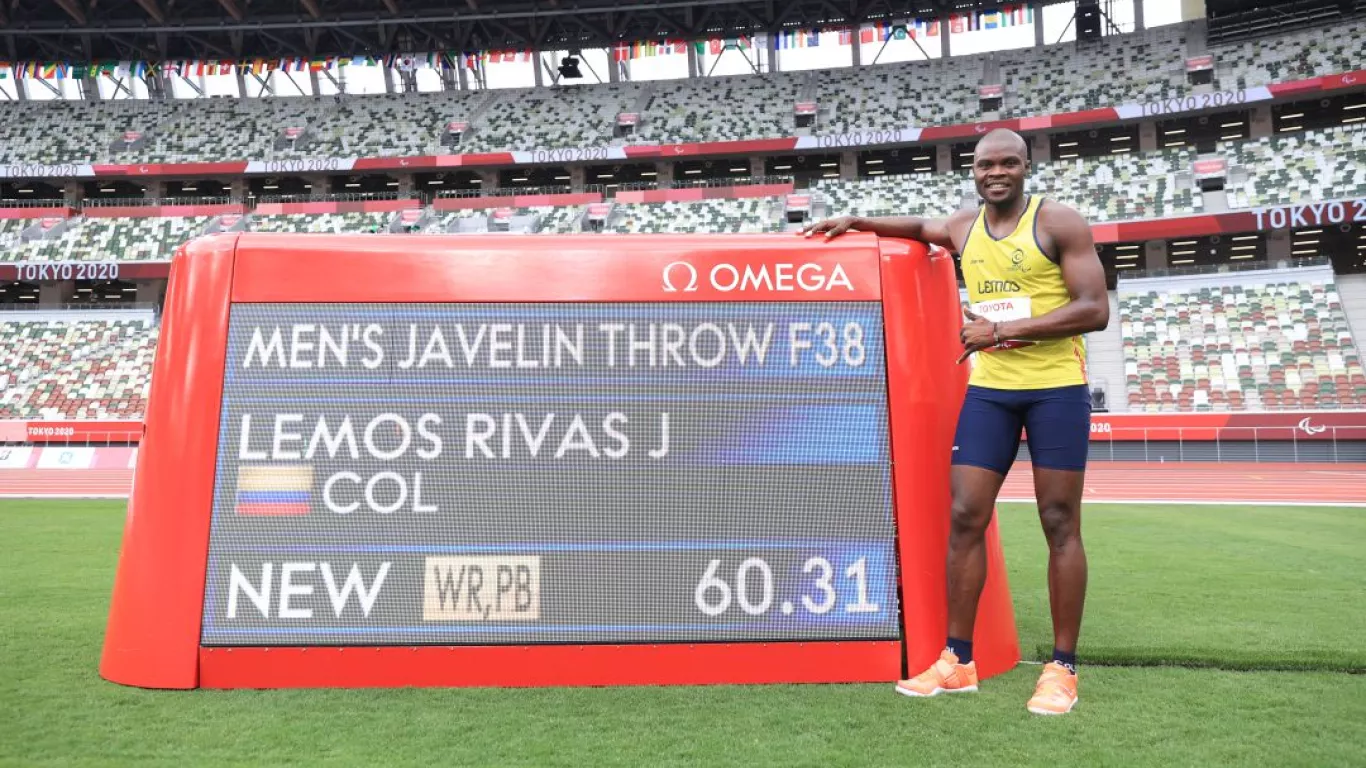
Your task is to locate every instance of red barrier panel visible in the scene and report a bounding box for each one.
[0,207,73,220]
[100,232,1019,689]
[19,420,142,444]
[1090,411,1366,441]
[100,235,235,689]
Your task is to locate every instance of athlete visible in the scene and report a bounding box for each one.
[801,129,1109,715]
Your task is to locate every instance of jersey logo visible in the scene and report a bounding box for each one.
[1006,249,1031,274]
[977,280,1021,294]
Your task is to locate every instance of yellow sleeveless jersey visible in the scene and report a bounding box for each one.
[961,195,1088,390]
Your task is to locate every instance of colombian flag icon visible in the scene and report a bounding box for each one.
[235,465,313,516]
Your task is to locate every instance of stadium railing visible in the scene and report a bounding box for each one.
[434,185,606,199]
[617,175,794,192]
[1118,257,1332,281]
[0,302,158,313]
[1087,425,1366,463]
[252,191,400,204]
[0,199,72,209]
[0,425,144,446]
[80,196,241,209]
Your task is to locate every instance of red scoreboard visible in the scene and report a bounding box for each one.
[100,232,1018,689]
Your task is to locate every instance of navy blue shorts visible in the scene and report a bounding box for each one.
[951,384,1091,475]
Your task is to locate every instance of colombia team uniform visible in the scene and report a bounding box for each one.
[954,195,1092,475]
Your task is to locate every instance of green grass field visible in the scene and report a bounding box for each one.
[3,499,1365,767]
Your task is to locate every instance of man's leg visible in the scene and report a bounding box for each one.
[1032,465,1087,659]
[945,465,1010,644]
[1021,384,1092,715]
[897,386,1020,698]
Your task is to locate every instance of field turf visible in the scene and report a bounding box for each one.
[2,499,1364,767]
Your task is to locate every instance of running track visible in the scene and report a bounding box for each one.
[3,462,1365,506]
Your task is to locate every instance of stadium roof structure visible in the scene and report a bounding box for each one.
[0,0,1350,65]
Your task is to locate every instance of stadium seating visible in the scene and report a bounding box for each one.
[1212,16,1366,90]
[280,91,481,159]
[809,172,971,218]
[7,17,1366,164]
[999,25,1188,117]
[1120,278,1366,411]
[813,58,979,134]
[432,206,584,233]
[0,316,157,419]
[1030,147,1202,221]
[809,147,1201,223]
[604,198,780,233]
[247,212,392,233]
[639,73,805,144]
[0,216,212,262]
[132,98,326,163]
[1224,124,1366,208]
[0,219,30,250]
[461,83,645,153]
[0,100,174,164]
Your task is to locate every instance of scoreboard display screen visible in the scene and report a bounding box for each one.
[101,233,1020,690]
[203,302,900,646]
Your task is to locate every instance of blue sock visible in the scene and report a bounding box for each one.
[946,637,973,665]
[1052,648,1077,673]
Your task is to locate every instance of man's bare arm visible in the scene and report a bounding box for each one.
[996,203,1110,341]
[801,214,958,249]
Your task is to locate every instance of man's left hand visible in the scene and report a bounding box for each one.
[958,308,997,364]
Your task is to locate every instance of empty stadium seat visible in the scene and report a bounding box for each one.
[461,83,647,153]
[637,73,805,144]
[999,25,1188,117]
[1,216,212,262]
[1224,124,1366,208]
[283,91,484,159]
[0,315,158,419]
[1119,277,1366,412]
[131,98,327,163]
[603,198,780,234]
[247,212,392,233]
[1213,16,1366,90]
[0,100,175,164]
[809,173,970,219]
[814,58,979,134]
[431,206,584,233]
[1030,147,1202,221]
[3,17,1365,164]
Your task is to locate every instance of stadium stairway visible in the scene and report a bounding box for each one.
[1086,291,1128,412]
[453,90,503,149]
[1338,274,1366,349]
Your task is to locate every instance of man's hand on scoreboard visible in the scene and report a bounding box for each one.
[802,216,861,239]
[957,308,999,364]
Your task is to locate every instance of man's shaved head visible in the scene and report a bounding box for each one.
[974,129,1029,161]
[971,129,1030,208]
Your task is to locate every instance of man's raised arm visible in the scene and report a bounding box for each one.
[801,214,957,249]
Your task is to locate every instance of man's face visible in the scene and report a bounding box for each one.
[972,142,1028,205]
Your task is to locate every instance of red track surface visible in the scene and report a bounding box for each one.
[999,462,1366,506]
[4,462,1365,505]
[0,469,135,499]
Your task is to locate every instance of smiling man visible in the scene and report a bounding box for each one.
[802,128,1109,715]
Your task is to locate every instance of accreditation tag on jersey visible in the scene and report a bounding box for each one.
[971,298,1036,351]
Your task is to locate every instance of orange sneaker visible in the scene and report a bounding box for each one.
[895,649,979,697]
[1027,662,1079,715]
